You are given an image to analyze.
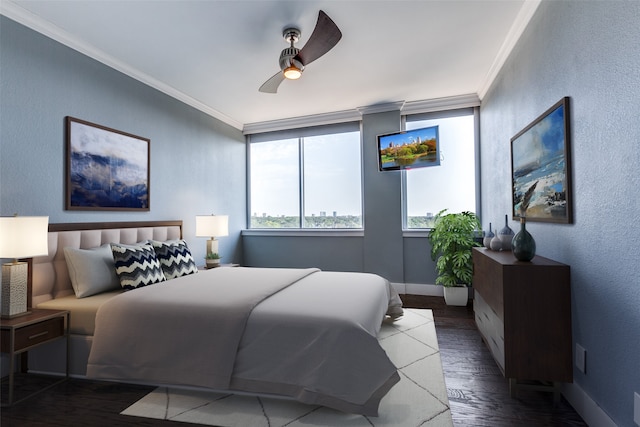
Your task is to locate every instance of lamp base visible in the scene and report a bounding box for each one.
[205,238,219,258]
[1,262,29,319]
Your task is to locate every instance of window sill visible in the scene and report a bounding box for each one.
[242,229,364,237]
[402,230,431,238]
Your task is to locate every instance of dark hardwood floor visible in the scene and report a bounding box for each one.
[1,295,586,426]
[403,295,586,427]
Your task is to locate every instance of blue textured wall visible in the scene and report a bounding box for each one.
[480,2,640,425]
[0,16,246,264]
[362,111,405,282]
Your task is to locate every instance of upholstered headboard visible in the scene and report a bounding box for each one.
[30,221,182,307]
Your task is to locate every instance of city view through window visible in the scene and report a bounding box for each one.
[250,131,362,228]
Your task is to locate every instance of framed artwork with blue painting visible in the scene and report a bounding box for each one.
[510,97,572,223]
[66,117,150,211]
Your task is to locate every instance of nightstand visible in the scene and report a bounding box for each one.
[1,309,70,406]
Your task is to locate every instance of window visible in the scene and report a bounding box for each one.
[403,109,478,229]
[249,123,362,229]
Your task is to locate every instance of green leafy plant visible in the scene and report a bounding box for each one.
[428,210,481,287]
[205,252,221,260]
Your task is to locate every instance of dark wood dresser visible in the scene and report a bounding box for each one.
[472,247,572,398]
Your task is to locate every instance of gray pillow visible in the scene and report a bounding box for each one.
[64,244,120,298]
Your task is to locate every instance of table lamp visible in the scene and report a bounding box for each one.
[0,215,49,318]
[195,214,228,257]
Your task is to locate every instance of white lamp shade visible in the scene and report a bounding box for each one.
[195,215,229,238]
[0,216,49,259]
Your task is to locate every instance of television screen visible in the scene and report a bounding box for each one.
[377,125,440,171]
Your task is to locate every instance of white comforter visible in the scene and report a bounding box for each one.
[87,267,402,415]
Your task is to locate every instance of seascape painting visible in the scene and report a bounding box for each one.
[511,97,572,223]
[66,117,150,211]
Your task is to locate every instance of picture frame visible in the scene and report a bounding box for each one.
[66,117,150,211]
[510,97,572,223]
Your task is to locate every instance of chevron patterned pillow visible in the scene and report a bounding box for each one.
[111,243,166,290]
[150,240,198,280]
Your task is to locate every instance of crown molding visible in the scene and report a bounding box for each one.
[356,101,406,116]
[401,94,480,115]
[243,109,363,135]
[477,0,541,100]
[0,1,243,131]
[243,95,481,135]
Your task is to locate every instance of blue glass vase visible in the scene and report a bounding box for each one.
[498,214,514,251]
[512,217,536,261]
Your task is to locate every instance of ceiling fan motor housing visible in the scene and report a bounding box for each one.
[279,47,303,71]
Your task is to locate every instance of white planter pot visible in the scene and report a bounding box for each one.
[443,286,469,306]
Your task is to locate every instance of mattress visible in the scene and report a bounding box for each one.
[37,290,123,335]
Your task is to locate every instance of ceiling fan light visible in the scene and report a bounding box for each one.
[283,66,302,80]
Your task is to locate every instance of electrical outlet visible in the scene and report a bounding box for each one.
[575,343,586,374]
[634,392,640,426]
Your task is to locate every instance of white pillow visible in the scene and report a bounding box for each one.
[64,244,120,298]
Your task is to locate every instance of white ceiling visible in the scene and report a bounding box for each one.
[2,1,539,131]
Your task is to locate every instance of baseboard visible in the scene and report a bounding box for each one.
[561,382,617,427]
[391,282,443,297]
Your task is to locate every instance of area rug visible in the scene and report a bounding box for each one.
[121,308,452,426]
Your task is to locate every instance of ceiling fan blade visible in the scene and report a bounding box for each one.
[295,10,342,66]
[259,71,285,93]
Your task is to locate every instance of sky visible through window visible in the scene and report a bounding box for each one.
[303,133,362,217]
[251,138,299,217]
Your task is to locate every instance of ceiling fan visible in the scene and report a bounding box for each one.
[259,10,342,94]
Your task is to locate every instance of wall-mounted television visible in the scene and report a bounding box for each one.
[377,125,440,171]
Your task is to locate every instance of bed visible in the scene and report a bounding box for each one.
[28,221,403,416]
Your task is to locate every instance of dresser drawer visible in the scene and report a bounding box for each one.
[489,314,505,371]
[474,292,505,371]
[13,317,65,352]
[474,293,491,335]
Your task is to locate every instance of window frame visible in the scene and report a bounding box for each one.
[246,121,364,233]
[401,107,481,234]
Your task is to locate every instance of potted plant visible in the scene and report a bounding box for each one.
[428,210,481,306]
[205,252,221,269]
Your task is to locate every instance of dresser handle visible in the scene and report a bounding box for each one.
[29,331,49,340]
